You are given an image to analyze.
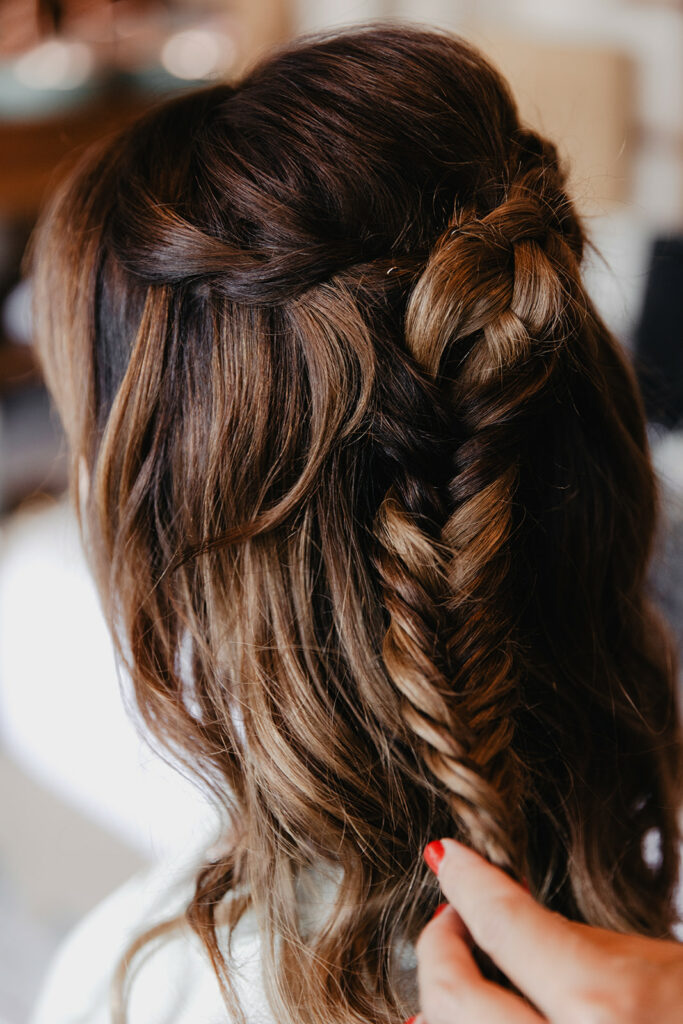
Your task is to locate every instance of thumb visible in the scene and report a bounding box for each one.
[424,838,586,1017]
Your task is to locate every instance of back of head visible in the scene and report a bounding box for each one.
[31,24,682,1024]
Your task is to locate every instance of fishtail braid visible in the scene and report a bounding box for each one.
[379,143,588,874]
[371,357,519,868]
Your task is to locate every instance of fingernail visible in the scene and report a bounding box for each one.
[423,839,445,874]
[431,901,449,920]
[404,1018,417,1024]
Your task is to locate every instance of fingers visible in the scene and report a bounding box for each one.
[416,905,545,1024]
[428,839,593,1018]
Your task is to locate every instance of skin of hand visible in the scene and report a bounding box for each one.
[412,838,683,1024]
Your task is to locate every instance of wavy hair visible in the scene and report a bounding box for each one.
[30,24,682,1024]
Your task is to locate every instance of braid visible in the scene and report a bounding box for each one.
[371,360,519,869]
[373,142,587,874]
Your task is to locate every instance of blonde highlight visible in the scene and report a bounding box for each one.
[30,25,682,1024]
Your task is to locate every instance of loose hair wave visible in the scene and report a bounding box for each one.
[30,24,683,1024]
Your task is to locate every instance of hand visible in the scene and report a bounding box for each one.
[412,838,683,1023]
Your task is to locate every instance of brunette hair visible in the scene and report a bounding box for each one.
[31,24,682,1024]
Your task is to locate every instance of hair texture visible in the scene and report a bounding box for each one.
[30,24,683,1024]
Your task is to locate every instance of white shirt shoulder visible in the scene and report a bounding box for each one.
[30,854,273,1024]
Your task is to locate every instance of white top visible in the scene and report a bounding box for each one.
[30,854,268,1024]
[30,853,418,1024]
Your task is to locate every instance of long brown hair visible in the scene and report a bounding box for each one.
[30,24,682,1024]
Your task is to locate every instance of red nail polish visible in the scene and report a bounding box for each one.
[431,901,449,920]
[404,1018,417,1024]
[423,840,445,874]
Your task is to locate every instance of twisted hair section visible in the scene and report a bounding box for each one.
[29,24,682,1024]
[373,151,589,874]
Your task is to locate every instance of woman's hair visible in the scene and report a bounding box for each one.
[30,23,682,1024]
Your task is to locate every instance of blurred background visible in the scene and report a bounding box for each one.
[0,1,681,1021]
